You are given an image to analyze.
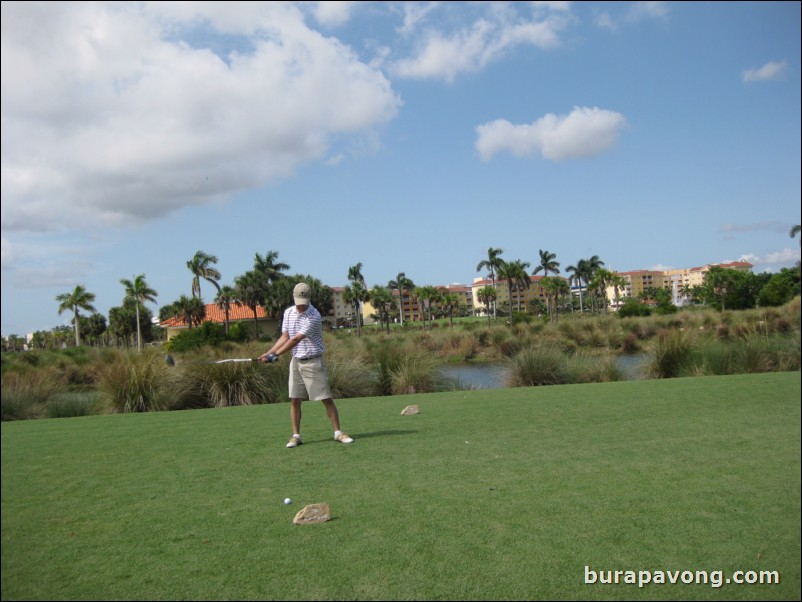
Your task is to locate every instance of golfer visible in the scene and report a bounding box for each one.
[259,282,353,448]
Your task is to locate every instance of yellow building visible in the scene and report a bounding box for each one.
[614,270,667,301]
[608,261,754,309]
[471,275,558,315]
[360,284,474,325]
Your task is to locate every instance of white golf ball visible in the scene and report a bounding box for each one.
[284,498,292,505]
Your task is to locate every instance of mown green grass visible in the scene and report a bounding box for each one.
[2,372,800,601]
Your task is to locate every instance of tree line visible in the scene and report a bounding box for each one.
[3,223,800,352]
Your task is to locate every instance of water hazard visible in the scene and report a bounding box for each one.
[438,354,650,390]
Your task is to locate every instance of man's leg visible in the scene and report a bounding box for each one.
[290,398,303,434]
[323,399,353,443]
[321,398,340,431]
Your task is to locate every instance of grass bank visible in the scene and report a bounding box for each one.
[1,372,800,600]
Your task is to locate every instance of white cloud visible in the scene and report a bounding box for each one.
[0,238,12,268]
[734,248,801,271]
[594,1,668,31]
[391,2,570,82]
[310,1,359,28]
[475,106,627,161]
[0,2,401,234]
[594,12,617,32]
[627,2,669,22]
[742,60,787,83]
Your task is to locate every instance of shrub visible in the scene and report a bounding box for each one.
[506,346,572,387]
[95,349,173,413]
[621,333,640,354]
[171,360,276,408]
[618,298,652,317]
[46,392,100,418]
[327,356,377,399]
[388,354,446,395]
[648,330,695,378]
[169,321,227,353]
[1,368,65,420]
[571,351,626,383]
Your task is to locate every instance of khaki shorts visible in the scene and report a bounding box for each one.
[288,356,332,401]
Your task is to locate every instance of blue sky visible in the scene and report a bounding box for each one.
[1,1,800,337]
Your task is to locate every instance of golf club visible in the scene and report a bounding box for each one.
[165,355,264,366]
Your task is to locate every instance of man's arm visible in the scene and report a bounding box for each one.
[259,332,306,361]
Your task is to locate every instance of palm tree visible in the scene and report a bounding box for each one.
[705,266,736,311]
[187,250,222,300]
[370,285,394,333]
[533,249,560,278]
[496,261,517,322]
[476,247,504,319]
[348,262,366,287]
[55,285,97,347]
[347,263,367,334]
[566,260,585,313]
[440,291,460,328]
[343,281,370,336]
[420,285,442,330]
[412,286,436,330]
[388,272,415,326]
[476,285,497,324]
[791,224,801,240]
[588,268,617,313]
[119,274,158,352]
[175,295,206,329]
[234,270,266,339]
[254,250,289,282]
[581,255,605,313]
[508,259,532,313]
[540,277,570,322]
[215,285,238,336]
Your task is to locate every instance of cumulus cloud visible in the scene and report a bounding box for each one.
[734,248,801,271]
[742,60,787,83]
[475,107,627,161]
[0,2,401,234]
[310,1,359,28]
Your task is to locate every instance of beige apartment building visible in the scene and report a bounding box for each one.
[358,284,474,325]
[470,275,557,316]
[610,261,753,309]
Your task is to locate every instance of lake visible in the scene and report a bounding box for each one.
[438,355,650,390]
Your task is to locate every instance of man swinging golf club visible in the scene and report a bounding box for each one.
[259,282,353,448]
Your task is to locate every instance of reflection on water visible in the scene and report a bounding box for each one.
[438,363,507,390]
[616,354,650,380]
[438,355,650,390]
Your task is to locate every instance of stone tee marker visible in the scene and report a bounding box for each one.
[293,503,331,525]
[401,405,420,415]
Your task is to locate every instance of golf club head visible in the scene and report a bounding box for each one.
[165,354,176,366]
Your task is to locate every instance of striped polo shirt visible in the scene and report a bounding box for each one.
[282,304,326,359]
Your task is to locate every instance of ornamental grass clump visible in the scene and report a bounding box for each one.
[95,349,173,413]
[326,356,377,399]
[1,368,65,420]
[505,345,572,387]
[171,360,275,408]
[648,329,695,378]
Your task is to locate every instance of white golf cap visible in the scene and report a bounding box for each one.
[293,282,311,305]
